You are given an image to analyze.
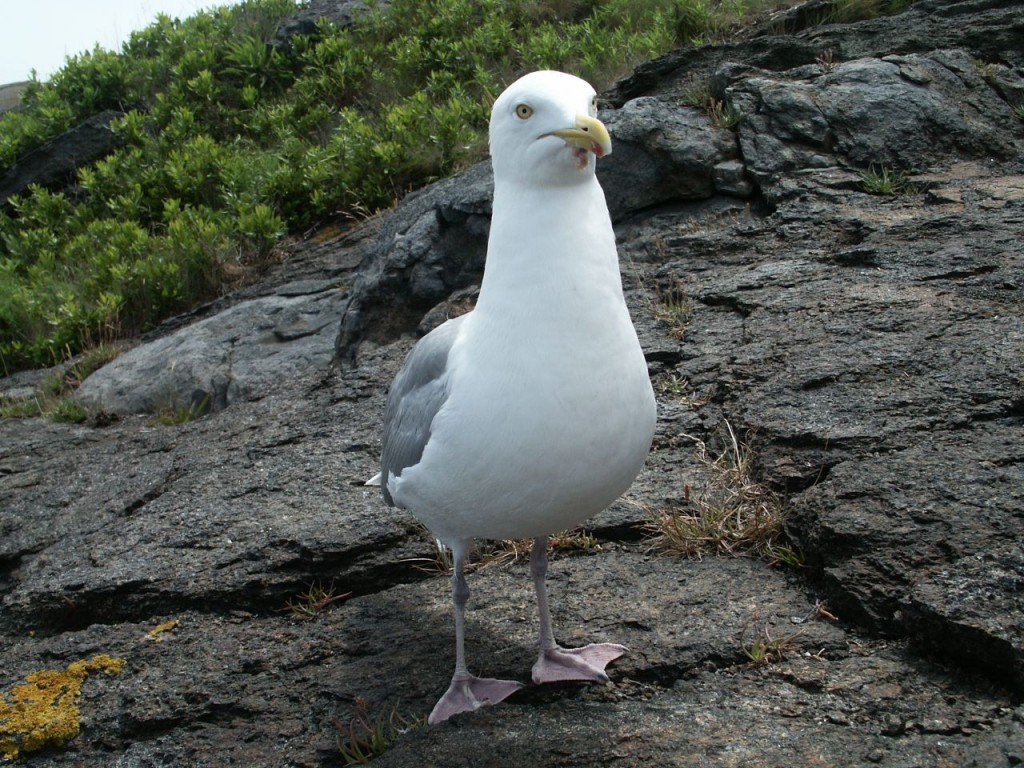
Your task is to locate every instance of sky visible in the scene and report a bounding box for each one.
[1,0,238,85]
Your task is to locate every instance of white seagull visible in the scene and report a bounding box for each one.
[374,70,656,724]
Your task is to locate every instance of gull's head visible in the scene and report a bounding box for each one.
[489,70,611,186]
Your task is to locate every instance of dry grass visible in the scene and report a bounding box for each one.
[399,532,532,575]
[644,420,802,566]
[401,527,602,576]
[473,528,603,567]
[550,528,601,552]
[651,274,695,339]
[475,538,534,570]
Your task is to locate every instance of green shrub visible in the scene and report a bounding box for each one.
[1,0,783,375]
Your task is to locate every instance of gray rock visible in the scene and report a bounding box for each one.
[0,109,124,204]
[1,353,426,633]
[2,0,1024,765]
[272,0,388,52]
[76,280,346,415]
[600,97,745,210]
[335,161,494,364]
[606,0,1024,106]
[0,80,29,116]
[731,49,1022,187]
[904,539,1024,685]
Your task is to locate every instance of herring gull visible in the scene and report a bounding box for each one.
[374,70,656,724]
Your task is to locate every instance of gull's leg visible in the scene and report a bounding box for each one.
[530,535,627,684]
[428,540,524,725]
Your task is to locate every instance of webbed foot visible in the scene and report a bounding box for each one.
[532,643,627,684]
[428,673,525,725]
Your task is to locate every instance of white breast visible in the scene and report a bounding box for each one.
[387,175,656,543]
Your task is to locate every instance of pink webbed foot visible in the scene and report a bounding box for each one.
[531,642,627,684]
[428,673,525,725]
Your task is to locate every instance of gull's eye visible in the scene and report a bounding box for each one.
[515,103,534,119]
[591,97,598,115]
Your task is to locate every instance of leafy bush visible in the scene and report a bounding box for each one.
[1,0,780,374]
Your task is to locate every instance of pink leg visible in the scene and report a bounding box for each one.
[529,536,627,685]
[429,541,524,725]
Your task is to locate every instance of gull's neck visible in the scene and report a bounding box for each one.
[475,176,624,322]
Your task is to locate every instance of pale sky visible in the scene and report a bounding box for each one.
[1,0,238,85]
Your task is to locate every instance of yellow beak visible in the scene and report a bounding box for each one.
[550,114,612,158]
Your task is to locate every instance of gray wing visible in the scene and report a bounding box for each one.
[379,313,469,506]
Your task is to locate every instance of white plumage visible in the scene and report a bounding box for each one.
[376,70,656,724]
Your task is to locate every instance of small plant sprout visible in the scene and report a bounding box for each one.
[286,580,350,621]
[859,164,913,195]
[645,420,800,564]
[0,397,43,419]
[680,73,715,110]
[152,392,212,426]
[768,543,806,569]
[739,601,835,666]
[816,47,838,72]
[334,699,424,765]
[741,622,806,665]
[678,74,743,129]
[49,398,89,424]
[706,98,744,130]
[971,57,1001,83]
[657,373,715,409]
[1013,103,1024,122]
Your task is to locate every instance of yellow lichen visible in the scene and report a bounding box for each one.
[145,619,179,642]
[0,654,125,760]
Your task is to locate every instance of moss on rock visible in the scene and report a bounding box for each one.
[0,654,125,760]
